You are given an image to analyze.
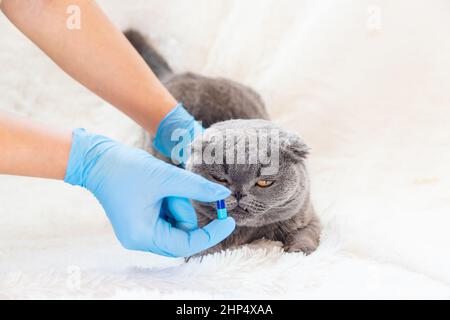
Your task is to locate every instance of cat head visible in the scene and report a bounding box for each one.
[186,119,311,227]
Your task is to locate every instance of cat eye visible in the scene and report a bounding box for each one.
[256,180,274,188]
[211,175,227,183]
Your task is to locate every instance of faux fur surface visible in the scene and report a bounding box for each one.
[1,0,450,299]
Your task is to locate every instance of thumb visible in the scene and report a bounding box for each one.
[154,217,236,257]
[165,166,231,202]
[165,197,198,231]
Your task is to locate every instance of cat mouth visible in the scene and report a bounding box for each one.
[230,206,250,215]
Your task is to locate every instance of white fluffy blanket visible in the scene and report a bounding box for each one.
[1,0,450,299]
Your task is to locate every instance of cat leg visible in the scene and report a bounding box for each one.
[283,214,321,255]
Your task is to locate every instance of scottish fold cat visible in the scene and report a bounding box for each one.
[125,30,321,256]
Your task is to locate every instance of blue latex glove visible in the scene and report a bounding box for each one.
[64,128,235,257]
[153,103,203,165]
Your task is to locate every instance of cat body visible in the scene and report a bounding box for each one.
[125,30,321,256]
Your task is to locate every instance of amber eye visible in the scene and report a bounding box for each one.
[256,180,274,188]
[211,175,227,183]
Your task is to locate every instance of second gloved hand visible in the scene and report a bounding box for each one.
[153,103,203,166]
[64,129,235,257]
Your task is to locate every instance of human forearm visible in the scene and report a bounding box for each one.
[0,0,177,133]
[0,111,71,179]
[0,110,235,256]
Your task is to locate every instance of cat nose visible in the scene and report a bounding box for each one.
[234,191,243,201]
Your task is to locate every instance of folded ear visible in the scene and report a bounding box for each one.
[281,132,311,162]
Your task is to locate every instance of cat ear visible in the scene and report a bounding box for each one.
[282,132,311,162]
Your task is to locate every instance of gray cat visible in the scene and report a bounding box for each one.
[125,30,321,257]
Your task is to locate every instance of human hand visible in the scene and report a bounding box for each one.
[153,103,203,165]
[64,129,235,257]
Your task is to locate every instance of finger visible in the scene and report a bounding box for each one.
[154,217,235,257]
[187,217,236,254]
[164,166,231,202]
[165,197,198,231]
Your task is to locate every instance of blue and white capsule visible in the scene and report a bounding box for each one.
[216,199,227,220]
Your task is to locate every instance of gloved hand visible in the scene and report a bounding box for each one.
[64,128,235,257]
[153,103,203,166]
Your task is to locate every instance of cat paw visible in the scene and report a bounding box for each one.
[283,238,318,255]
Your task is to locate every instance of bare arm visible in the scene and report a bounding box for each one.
[0,110,72,179]
[0,1,236,255]
[0,0,177,134]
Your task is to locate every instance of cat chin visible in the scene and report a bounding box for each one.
[229,213,260,227]
[234,220,257,227]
